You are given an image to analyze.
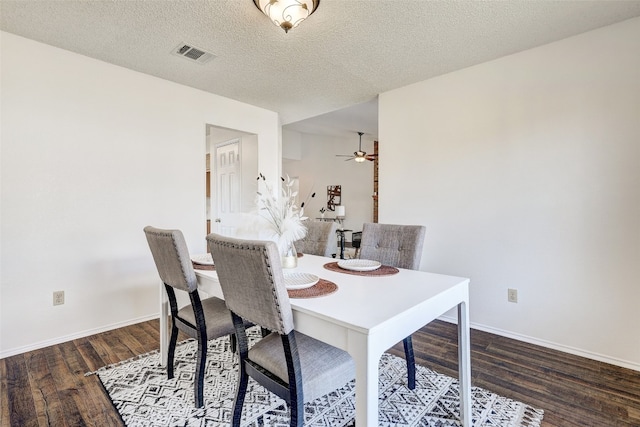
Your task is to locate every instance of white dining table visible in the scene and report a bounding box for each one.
[158,254,471,426]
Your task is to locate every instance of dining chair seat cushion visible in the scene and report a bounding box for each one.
[249,331,354,402]
[176,296,236,339]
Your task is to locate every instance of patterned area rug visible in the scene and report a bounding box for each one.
[90,329,543,426]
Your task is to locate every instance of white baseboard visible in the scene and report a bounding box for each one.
[0,314,159,360]
[438,315,640,372]
[4,313,639,372]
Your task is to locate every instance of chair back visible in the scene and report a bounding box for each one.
[144,226,197,292]
[295,221,338,257]
[359,223,426,270]
[207,234,294,335]
[351,231,362,249]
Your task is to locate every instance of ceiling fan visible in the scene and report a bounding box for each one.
[336,132,377,162]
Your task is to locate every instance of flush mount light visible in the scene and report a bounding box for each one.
[253,0,320,33]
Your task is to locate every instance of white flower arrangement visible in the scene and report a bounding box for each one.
[255,173,314,255]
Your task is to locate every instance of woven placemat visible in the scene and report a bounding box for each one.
[192,262,215,271]
[323,262,399,276]
[287,278,337,299]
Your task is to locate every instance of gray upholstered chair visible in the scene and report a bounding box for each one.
[144,226,240,408]
[294,220,338,257]
[207,233,354,427]
[359,222,426,390]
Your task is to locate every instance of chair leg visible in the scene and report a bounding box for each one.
[230,312,250,427]
[288,370,303,427]
[403,335,416,390]
[232,363,249,427]
[289,393,304,427]
[230,333,237,353]
[282,332,304,427]
[194,338,207,408]
[167,324,179,379]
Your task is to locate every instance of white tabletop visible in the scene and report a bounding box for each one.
[196,254,467,335]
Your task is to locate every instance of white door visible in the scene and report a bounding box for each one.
[213,139,242,236]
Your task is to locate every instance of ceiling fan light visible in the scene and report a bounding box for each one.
[253,0,320,33]
[355,156,366,163]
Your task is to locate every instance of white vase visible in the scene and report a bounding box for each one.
[281,242,298,269]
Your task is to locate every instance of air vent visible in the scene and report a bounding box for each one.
[172,43,215,64]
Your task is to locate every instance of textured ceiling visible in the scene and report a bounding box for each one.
[2,0,640,137]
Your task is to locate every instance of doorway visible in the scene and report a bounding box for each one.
[213,139,241,236]
[206,125,258,237]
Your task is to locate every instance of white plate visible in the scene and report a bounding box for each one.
[191,253,214,266]
[284,272,319,290]
[337,259,381,272]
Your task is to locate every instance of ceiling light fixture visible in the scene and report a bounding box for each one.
[335,132,377,163]
[253,0,320,33]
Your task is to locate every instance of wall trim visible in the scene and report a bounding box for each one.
[0,314,159,360]
[439,315,640,372]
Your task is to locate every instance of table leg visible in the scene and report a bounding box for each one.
[347,330,381,426]
[458,301,472,426]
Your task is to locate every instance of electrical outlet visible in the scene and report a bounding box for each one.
[507,288,518,303]
[53,291,65,306]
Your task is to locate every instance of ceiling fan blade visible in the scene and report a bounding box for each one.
[344,157,355,161]
[365,155,376,161]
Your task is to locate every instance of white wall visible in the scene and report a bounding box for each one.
[240,135,259,213]
[282,129,302,161]
[283,131,375,236]
[0,32,280,357]
[379,18,640,369]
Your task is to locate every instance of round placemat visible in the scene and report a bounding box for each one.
[323,261,399,276]
[287,278,337,299]
[192,262,215,271]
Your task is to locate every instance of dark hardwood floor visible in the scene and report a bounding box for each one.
[2,319,638,426]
